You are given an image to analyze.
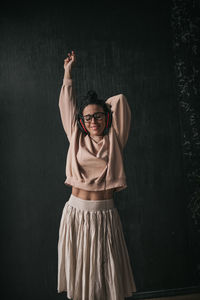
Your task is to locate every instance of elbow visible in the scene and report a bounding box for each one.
[120,93,127,101]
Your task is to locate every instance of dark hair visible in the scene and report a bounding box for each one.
[76,89,112,136]
[76,89,110,120]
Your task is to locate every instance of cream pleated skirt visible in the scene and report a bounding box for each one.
[57,194,137,300]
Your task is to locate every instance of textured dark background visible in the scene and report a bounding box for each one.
[1,0,200,299]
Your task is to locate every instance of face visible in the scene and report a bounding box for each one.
[82,104,106,137]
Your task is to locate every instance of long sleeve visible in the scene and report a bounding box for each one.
[105,94,131,150]
[58,77,78,142]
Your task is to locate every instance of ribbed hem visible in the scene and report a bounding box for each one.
[64,176,127,192]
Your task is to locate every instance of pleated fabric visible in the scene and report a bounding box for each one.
[57,194,137,300]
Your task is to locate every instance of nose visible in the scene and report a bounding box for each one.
[91,116,97,123]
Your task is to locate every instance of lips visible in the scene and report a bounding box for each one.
[91,126,99,129]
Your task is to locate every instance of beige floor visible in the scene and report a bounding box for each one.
[145,293,200,300]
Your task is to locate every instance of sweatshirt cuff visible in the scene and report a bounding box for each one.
[63,77,73,86]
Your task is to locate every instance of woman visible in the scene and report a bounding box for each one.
[57,50,137,300]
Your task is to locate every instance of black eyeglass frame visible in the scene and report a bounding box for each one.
[81,112,106,122]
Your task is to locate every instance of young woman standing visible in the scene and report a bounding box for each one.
[57,50,137,300]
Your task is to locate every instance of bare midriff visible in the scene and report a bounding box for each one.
[72,186,116,200]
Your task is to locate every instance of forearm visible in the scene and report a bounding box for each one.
[64,68,72,80]
[106,94,131,149]
[58,72,77,142]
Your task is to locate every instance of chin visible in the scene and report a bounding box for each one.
[87,127,105,136]
[90,132,103,136]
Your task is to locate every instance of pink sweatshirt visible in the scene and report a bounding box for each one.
[58,76,131,192]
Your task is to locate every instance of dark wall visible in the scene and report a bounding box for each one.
[171,0,200,288]
[1,1,199,299]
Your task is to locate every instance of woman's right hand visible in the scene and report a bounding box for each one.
[64,50,76,78]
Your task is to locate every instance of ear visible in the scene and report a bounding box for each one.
[80,118,88,134]
[105,112,110,128]
[77,116,89,135]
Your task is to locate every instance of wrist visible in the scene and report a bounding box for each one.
[64,69,72,79]
[63,76,72,85]
[64,73,72,80]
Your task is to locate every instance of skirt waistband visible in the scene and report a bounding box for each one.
[67,194,115,211]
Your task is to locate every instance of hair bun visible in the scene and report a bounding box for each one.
[86,90,98,101]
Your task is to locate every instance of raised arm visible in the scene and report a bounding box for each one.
[105,94,131,150]
[58,51,77,142]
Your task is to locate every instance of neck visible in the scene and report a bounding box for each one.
[90,135,103,142]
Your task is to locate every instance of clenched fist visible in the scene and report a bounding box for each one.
[64,50,76,79]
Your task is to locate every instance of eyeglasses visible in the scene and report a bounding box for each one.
[82,112,106,122]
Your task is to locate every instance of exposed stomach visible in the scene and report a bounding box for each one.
[72,186,116,200]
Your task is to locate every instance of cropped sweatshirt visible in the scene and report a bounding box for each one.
[58,76,131,192]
